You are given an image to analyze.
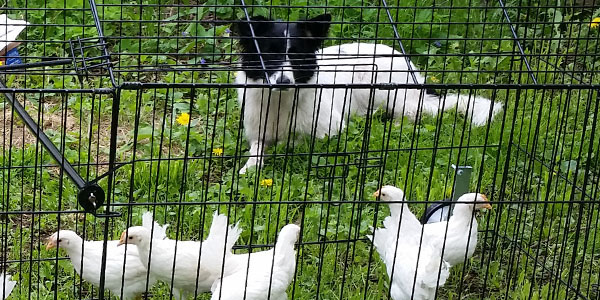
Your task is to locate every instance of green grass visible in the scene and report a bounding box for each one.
[1,0,600,299]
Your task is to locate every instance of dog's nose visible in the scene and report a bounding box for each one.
[276,77,291,85]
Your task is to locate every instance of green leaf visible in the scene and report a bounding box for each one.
[416,10,432,22]
[559,160,577,173]
[137,126,156,140]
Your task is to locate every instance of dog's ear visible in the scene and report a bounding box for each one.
[299,14,332,39]
[237,16,271,37]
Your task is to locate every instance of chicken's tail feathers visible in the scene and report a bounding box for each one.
[207,213,242,251]
[141,211,169,240]
[1,273,16,299]
[421,91,502,126]
[205,213,242,257]
[202,213,243,277]
[226,222,243,251]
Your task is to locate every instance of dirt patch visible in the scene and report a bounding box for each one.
[9,213,32,228]
[1,104,77,149]
[1,97,187,180]
[199,164,224,183]
[0,99,132,151]
[0,107,37,148]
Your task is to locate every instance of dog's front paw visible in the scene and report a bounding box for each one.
[239,164,254,175]
[239,157,262,174]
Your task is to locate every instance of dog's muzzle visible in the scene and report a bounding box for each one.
[273,76,292,91]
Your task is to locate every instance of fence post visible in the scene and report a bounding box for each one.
[452,164,472,201]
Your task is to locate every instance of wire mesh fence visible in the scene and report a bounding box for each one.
[1,0,599,299]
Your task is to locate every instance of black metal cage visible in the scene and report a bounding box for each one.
[1,0,599,299]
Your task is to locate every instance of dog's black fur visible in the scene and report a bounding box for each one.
[236,14,331,84]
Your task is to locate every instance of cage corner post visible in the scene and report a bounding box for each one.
[451,164,473,201]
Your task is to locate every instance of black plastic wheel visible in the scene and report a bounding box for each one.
[77,184,105,214]
[420,198,452,224]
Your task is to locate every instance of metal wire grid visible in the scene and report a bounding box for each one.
[1,0,599,299]
[491,2,599,299]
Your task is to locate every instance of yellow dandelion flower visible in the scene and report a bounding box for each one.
[212,148,224,156]
[591,17,600,28]
[176,112,190,126]
[430,76,440,83]
[260,178,273,187]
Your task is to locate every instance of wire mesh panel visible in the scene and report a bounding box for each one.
[490,2,600,299]
[1,0,599,299]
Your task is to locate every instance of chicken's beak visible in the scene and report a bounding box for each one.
[480,194,492,210]
[45,238,57,250]
[117,231,127,246]
[373,190,380,198]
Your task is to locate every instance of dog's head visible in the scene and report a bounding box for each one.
[237,14,331,91]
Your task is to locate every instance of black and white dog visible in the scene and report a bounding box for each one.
[236,14,502,174]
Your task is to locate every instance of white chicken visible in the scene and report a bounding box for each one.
[119,212,242,299]
[1,272,16,300]
[368,186,450,300]
[210,224,301,300]
[423,192,491,266]
[45,212,168,299]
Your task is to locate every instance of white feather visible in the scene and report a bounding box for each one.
[142,211,169,240]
